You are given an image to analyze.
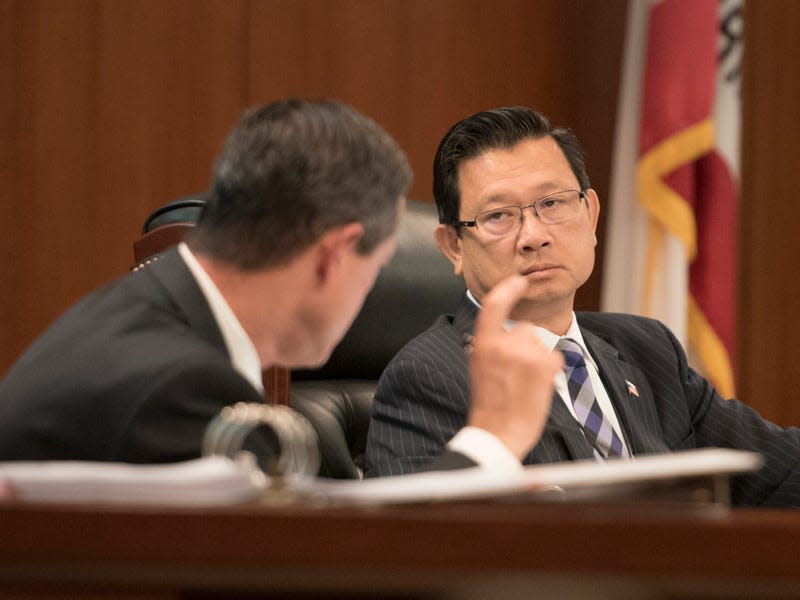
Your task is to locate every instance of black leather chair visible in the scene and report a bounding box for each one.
[137,197,465,479]
[142,195,207,231]
[133,195,206,266]
[290,200,464,478]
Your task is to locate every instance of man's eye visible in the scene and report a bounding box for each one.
[540,198,562,209]
[485,209,514,221]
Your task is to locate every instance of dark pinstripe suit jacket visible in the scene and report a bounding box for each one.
[365,295,800,506]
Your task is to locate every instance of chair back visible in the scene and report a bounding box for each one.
[132,196,204,266]
[291,200,464,478]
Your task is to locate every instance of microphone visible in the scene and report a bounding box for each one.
[202,402,320,477]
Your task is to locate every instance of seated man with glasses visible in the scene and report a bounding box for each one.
[364,105,800,507]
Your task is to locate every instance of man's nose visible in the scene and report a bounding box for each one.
[516,206,551,249]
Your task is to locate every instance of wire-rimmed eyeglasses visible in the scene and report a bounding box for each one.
[451,189,587,237]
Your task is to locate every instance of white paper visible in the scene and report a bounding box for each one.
[0,448,762,507]
[0,455,264,506]
[288,447,763,505]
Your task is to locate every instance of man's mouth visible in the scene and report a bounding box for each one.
[521,264,561,277]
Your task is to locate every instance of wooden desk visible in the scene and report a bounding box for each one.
[1,499,799,600]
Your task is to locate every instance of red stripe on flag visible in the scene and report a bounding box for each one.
[691,151,738,367]
[640,0,717,160]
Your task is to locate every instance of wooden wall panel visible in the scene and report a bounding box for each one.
[1,0,99,376]
[2,0,799,428]
[739,1,800,425]
[0,0,246,375]
[247,0,628,313]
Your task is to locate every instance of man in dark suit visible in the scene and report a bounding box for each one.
[365,106,800,506]
[0,100,561,468]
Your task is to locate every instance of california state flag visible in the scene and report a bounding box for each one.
[601,0,743,397]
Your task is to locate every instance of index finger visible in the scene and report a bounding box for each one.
[474,275,529,337]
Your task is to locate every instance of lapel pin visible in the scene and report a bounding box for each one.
[625,379,639,397]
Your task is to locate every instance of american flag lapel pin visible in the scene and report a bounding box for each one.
[462,333,474,353]
[625,379,639,397]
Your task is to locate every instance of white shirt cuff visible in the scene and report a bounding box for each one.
[446,426,524,473]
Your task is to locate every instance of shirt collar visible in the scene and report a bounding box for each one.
[178,243,264,394]
[465,289,597,370]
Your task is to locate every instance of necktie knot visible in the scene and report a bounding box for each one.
[556,337,582,354]
[556,337,587,380]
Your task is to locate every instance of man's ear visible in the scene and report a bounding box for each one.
[584,188,601,246]
[315,222,365,284]
[434,224,464,276]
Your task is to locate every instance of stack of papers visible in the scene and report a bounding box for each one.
[0,455,264,506]
[0,448,762,507]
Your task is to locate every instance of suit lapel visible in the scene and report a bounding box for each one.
[581,327,667,455]
[453,295,596,463]
[146,247,228,355]
[452,295,478,339]
[531,396,597,462]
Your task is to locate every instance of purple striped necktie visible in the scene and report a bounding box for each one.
[556,337,628,459]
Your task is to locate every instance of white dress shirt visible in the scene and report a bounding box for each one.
[447,290,629,470]
[177,243,264,395]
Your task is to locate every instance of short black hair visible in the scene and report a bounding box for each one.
[186,99,412,269]
[433,106,590,226]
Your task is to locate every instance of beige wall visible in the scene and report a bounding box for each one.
[1,0,798,425]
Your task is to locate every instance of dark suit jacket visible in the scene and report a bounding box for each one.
[0,248,272,463]
[365,295,800,506]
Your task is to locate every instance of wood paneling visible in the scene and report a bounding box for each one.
[247,0,628,312]
[0,0,247,376]
[739,1,800,425]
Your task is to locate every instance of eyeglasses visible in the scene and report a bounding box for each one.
[451,190,587,237]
